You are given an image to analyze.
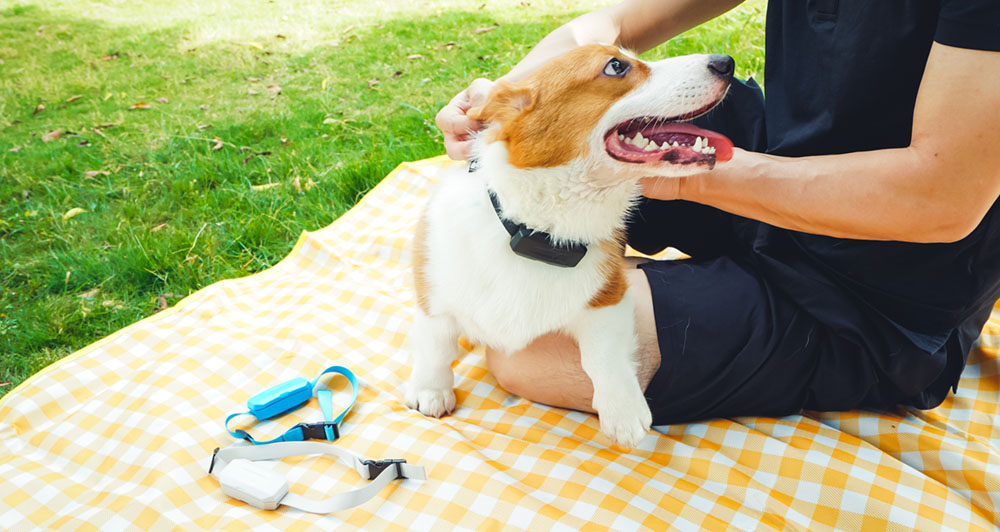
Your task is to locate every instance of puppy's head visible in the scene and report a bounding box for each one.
[469,44,734,181]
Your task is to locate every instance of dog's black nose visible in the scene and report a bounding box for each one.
[707,55,735,80]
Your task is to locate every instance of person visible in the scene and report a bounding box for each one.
[435,0,1000,426]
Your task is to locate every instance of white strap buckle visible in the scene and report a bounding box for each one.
[209,442,425,513]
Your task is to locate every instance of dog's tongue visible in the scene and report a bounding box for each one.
[606,119,734,166]
[653,122,734,162]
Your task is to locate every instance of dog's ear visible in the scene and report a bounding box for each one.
[468,81,534,125]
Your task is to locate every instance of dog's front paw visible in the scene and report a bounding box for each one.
[405,386,457,418]
[594,391,653,450]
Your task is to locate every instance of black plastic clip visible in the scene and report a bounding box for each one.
[208,447,221,474]
[294,421,340,441]
[363,458,407,480]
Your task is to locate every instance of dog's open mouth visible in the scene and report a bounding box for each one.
[604,117,734,167]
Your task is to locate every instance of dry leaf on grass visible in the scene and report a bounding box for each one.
[33,103,44,115]
[151,223,168,232]
[197,124,212,130]
[250,182,281,191]
[41,129,63,142]
[66,95,82,103]
[474,23,499,34]
[92,128,107,139]
[211,137,224,151]
[248,87,259,95]
[275,34,286,39]
[434,41,458,50]
[292,176,317,192]
[77,288,100,299]
[156,97,169,104]
[102,52,119,61]
[62,207,87,220]
[407,54,424,60]
[241,150,272,164]
[266,84,281,94]
[85,170,110,178]
[154,294,169,313]
[393,70,403,78]
[245,42,263,50]
[129,101,151,110]
[9,146,22,152]
[247,77,261,82]
[78,140,91,147]
[367,79,380,89]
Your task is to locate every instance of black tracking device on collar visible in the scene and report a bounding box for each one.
[485,188,589,268]
[506,225,588,268]
[468,159,589,268]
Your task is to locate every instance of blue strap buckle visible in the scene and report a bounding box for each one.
[225,365,359,445]
[292,421,340,441]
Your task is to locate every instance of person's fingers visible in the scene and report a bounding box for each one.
[445,139,474,161]
[436,105,479,138]
[466,78,494,109]
[436,78,495,161]
[437,107,481,161]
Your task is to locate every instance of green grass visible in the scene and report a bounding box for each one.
[0,0,766,397]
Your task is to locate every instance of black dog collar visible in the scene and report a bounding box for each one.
[469,160,588,268]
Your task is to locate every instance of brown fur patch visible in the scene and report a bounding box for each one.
[469,44,650,169]
[588,232,628,309]
[412,210,432,314]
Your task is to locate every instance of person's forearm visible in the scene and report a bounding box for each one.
[648,43,1000,245]
[679,147,985,243]
[501,0,744,83]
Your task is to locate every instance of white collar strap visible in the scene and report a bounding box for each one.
[208,441,426,513]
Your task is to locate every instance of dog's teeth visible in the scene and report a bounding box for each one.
[695,137,704,150]
[644,140,658,151]
[632,132,647,148]
[623,136,632,145]
[707,146,716,154]
[618,134,625,141]
[671,141,679,148]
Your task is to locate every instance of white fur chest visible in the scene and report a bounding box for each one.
[420,172,613,352]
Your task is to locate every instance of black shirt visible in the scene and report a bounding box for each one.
[742,1,1000,405]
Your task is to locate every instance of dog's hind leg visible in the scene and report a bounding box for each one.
[405,310,460,418]
[567,289,652,449]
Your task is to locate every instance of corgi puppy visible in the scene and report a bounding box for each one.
[406,44,734,448]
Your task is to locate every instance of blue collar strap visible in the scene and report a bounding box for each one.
[225,365,359,445]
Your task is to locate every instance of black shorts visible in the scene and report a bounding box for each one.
[632,204,882,425]
[627,79,984,425]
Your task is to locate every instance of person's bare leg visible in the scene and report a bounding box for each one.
[485,262,662,413]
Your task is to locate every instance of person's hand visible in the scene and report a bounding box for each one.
[436,78,494,160]
[640,147,751,201]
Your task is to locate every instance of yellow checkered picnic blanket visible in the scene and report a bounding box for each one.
[2,156,999,531]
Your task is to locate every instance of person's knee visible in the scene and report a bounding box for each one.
[485,347,528,397]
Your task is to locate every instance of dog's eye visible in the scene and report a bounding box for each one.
[603,58,630,77]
